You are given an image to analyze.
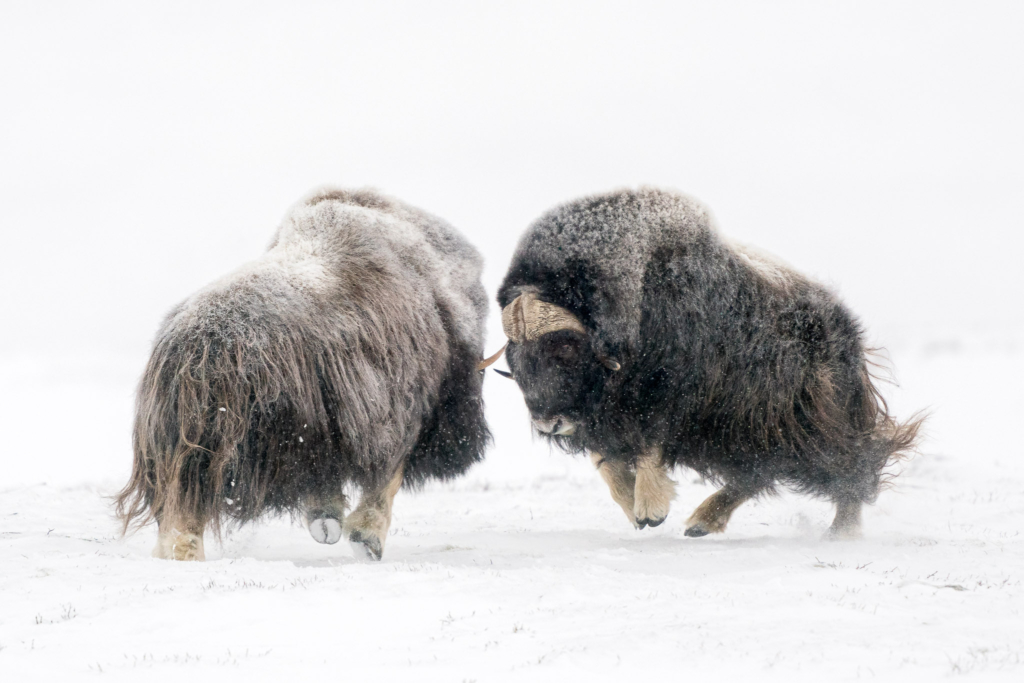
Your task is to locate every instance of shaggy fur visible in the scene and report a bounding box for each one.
[116,188,490,556]
[499,187,922,534]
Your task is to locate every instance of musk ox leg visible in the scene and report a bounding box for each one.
[305,495,346,545]
[344,463,405,561]
[633,447,676,529]
[590,452,638,528]
[827,498,863,540]
[153,518,206,561]
[684,487,750,537]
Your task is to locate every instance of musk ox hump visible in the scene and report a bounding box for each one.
[726,238,800,291]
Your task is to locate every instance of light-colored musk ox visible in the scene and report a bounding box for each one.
[496,187,923,538]
[115,188,491,560]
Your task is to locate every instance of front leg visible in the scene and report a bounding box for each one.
[633,446,676,529]
[589,451,638,528]
[344,462,405,561]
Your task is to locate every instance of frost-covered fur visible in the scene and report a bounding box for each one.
[116,188,490,557]
[499,187,922,535]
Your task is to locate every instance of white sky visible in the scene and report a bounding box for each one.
[1,1,1022,355]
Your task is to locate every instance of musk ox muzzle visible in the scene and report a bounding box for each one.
[532,416,577,436]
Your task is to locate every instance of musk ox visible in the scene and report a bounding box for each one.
[115,188,491,561]
[496,187,922,539]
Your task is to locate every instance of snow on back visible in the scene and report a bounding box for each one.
[278,189,487,351]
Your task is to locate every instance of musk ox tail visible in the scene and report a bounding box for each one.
[859,351,926,495]
[115,333,248,537]
[786,347,925,504]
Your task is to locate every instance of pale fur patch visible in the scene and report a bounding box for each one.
[727,239,797,290]
[633,447,675,526]
[153,527,205,561]
[590,452,637,527]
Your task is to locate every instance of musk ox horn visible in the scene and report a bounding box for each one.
[501,292,586,343]
[476,344,507,371]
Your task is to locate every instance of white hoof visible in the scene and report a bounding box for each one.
[309,517,343,544]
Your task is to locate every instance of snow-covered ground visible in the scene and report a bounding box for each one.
[1,328,1022,681]
[2,2,1023,681]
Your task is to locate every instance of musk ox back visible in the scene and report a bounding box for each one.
[116,188,490,560]
[497,187,922,538]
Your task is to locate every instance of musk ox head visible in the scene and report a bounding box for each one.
[500,291,619,440]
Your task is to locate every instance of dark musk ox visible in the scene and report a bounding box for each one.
[115,188,491,561]
[496,187,922,539]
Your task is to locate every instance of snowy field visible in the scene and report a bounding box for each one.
[2,2,1023,681]
[2,331,1023,681]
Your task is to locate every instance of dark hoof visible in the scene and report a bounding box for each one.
[348,530,383,561]
[644,516,666,528]
[636,519,648,530]
[684,525,710,537]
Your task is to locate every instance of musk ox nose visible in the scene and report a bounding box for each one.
[532,417,576,436]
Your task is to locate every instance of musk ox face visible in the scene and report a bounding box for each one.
[505,330,607,439]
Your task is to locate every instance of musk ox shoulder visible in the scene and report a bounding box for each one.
[116,188,490,560]
[498,187,922,538]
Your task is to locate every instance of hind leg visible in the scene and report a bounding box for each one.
[685,486,750,537]
[304,493,347,545]
[153,516,206,561]
[590,452,638,528]
[827,497,863,540]
[344,463,405,561]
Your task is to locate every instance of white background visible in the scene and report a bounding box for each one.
[1,2,1022,681]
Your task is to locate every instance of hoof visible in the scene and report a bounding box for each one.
[348,530,383,561]
[636,519,647,530]
[633,503,672,531]
[309,517,343,544]
[684,525,710,538]
[153,532,205,561]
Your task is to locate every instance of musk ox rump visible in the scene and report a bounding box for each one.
[116,188,490,560]
[498,187,923,539]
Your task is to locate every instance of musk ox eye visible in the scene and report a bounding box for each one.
[553,343,577,360]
